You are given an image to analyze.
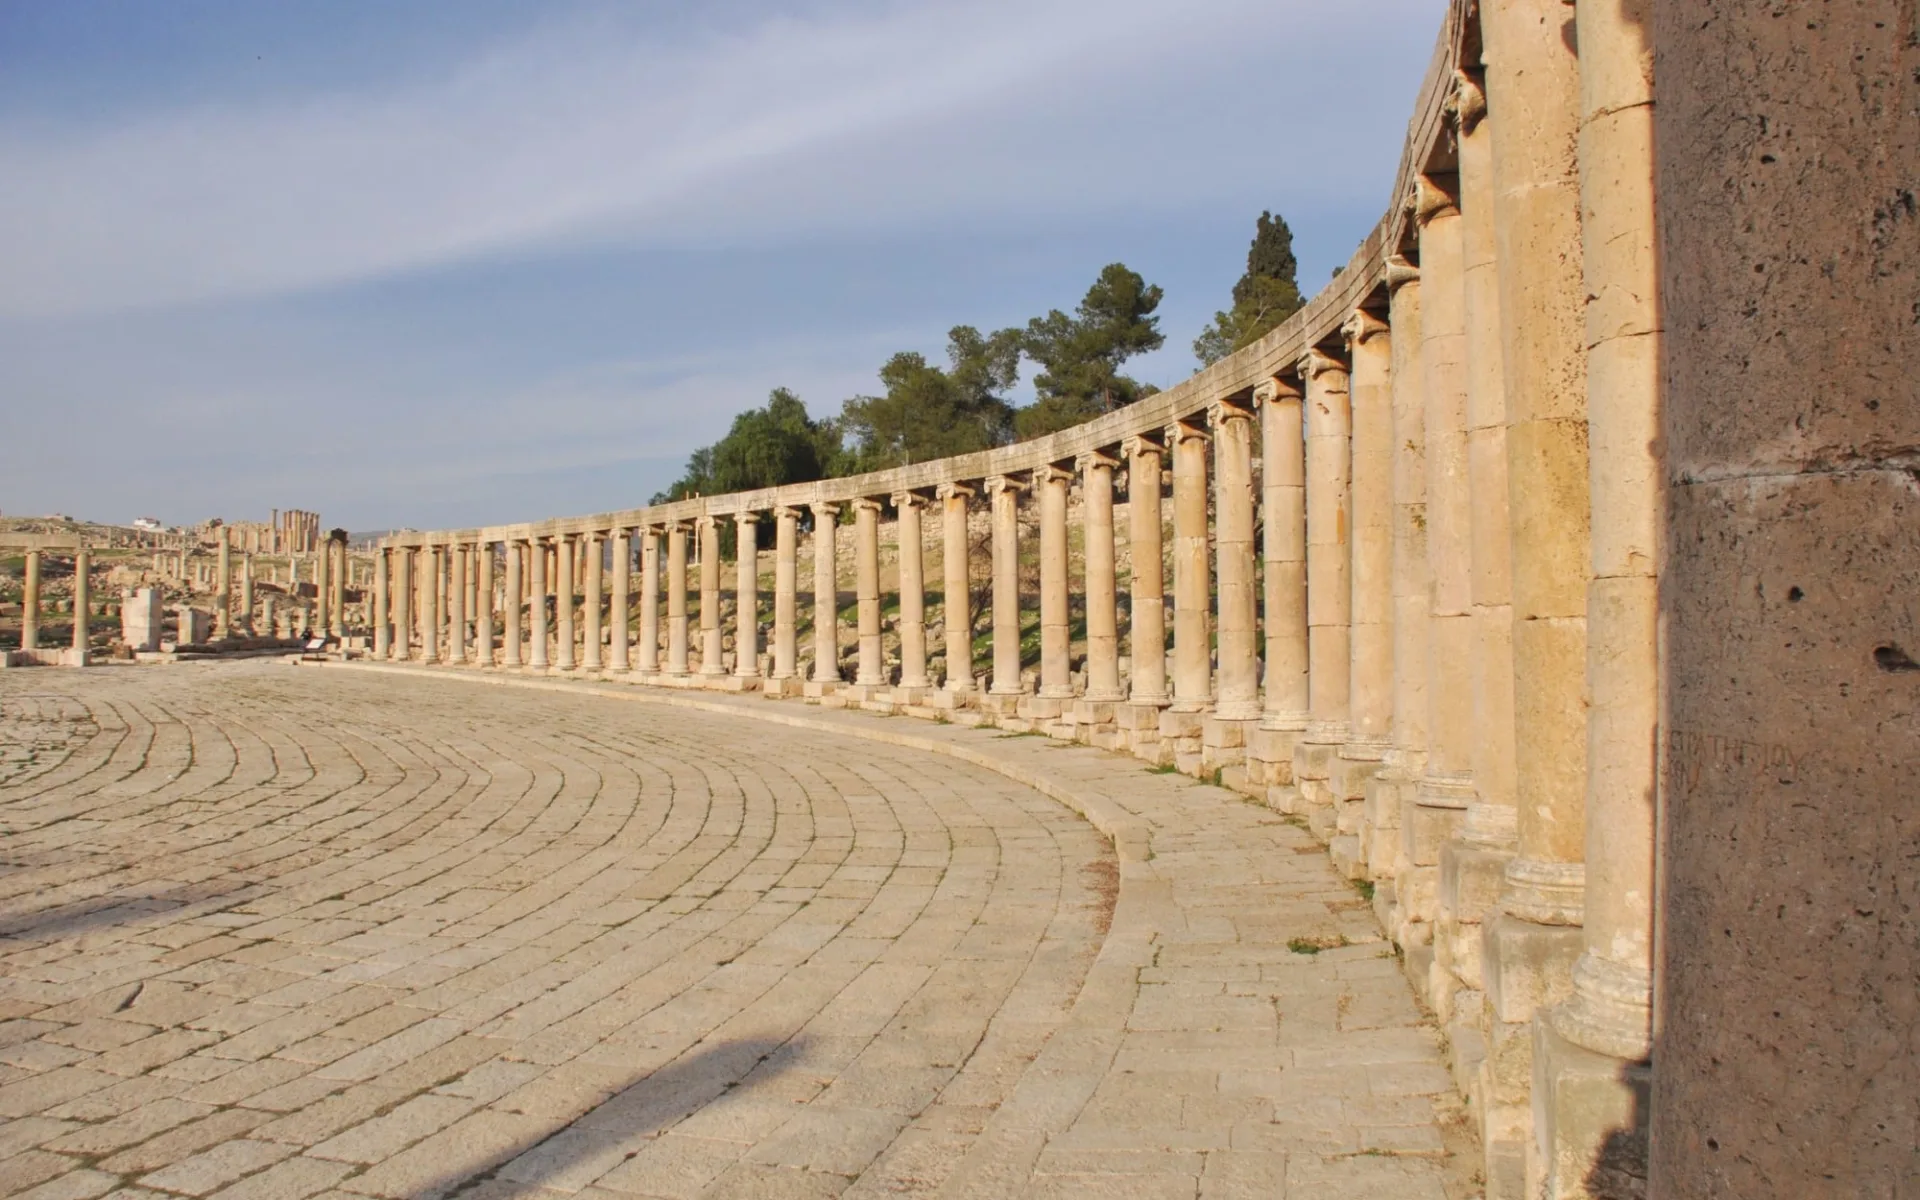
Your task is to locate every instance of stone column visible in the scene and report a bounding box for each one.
[527,539,549,669]
[1035,465,1073,701]
[316,538,332,639]
[893,493,931,691]
[1344,311,1395,759]
[698,517,724,676]
[503,541,523,668]
[771,508,799,682]
[667,523,690,676]
[71,547,89,656]
[853,499,884,687]
[809,504,840,685]
[215,526,233,639]
[476,542,494,667]
[421,545,440,664]
[21,550,39,650]
[1124,436,1168,706]
[938,483,975,691]
[240,555,255,635]
[449,541,468,664]
[734,513,759,680]
[1079,452,1123,702]
[394,549,413,661]
[609,530,630,673]
[1210,402,1259,720]
[329,540,345,639]
[374,550,391,658]
[1544,2,1659,1184]
[1294,348,1354,809]
[1374,258,1430,848]
[1258,379,1308,732]
[638,528,661,675]
[555,536,577,671]
[1166,421,1211,712]
[986,475,1027,697]
[582,532,604,671]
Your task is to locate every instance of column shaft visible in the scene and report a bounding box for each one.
[894,495,930,689]
[502,543,523,668]
[394,549,412,661]
[1080,455,1123,701]
[1387,263,1430,773]
[240,555,255,635]
[854,500,884,686]
[609,532,630,672]
[71,548,89,655]
[699,518,723,675]
[450,542,468,664]
[735,515,760,677]
[1304,351,1354,744]
[315,539,331,639]
[329,541,345,639]
[374,550,391,659]
[668,525,690,675]
[939,485,975,691]
[639,529,661,674]
[528,540,549,669]
[772,509,798,679]
[1211,405,1259,719]
[215,527,232,639]
[21,551,38,650]
[1169,423,1211,711]
[1037,467,1072,699]
[1346,312,1396,755]
[583,534,603,671]
[556,537,577,671]
[421,546,440,664]
[810,505,840,683]
[987,477,1025,695]
[477,542,494,667]
[1125,438,1168,705]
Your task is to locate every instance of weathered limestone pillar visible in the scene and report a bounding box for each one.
[938,484,975,692]
[853,499,884,688]
[608,531,629,673]
[733,513,759,681]
[809,504,840,685]
[667,523,690,676]
[393,549,412,661]
[421,545,440,665]
[1124,436,1168,708]
[581,533,603,671]
[1078,452,1123,703]
[1035,465,1073,703]
[986,475,1026,699]
[502,542,523,668]
[698,517,723,676]
[771,509,798,682]
[329,540,345,639]
[1293,348,1354,815]
[240,555,255,636]
[893,493,930,692]
[214,526,232,639]
[374,551,391,658]
[316,541,332,642]
[1167,420,1211,715]
[1210,402,1259,720]
[476,542,495,667]
[449,541,468,664]
[527,539,549,669]
[1255,378,1308,769]
[21,550,39,650]
[638,528,660,675]
[1344,311,1394,759]
[71,547,89,657]
[555,536,577,671]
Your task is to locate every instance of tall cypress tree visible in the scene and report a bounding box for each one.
[1194,210,1304,366]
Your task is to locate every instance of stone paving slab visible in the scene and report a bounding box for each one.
[0,663,1478,1199]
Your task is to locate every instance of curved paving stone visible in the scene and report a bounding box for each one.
[0,664,1476,1199]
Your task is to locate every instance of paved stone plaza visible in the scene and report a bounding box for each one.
[0,664,1476,1198]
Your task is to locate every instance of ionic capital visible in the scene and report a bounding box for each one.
[850,496,884,514]
[1074,448,1121,474]
[735,510,759,527]
[1413,174,1460,226]
[1342,309,1390,348]
[1121,433,1164,460]
[808,501,840,520]
[1450,69,1487,135]
[1253,375,1304,407]
[1385,254,1421,293]
[984,474,1027,498]
[1165,419,1209,446]
[1032,463,1074,487]
[772,505,802,520]
[1207,399,1256,430]
[890,490,930,509]
[935,480,975,501]
[1299,347,1349,380]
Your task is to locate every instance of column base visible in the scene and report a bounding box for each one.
[1502,857,1588,927]
[1531,1018,1651,1200]
[1157,708,1207,777]
[925,687,977,711]
[1482,914,1583,1027]
[1245,726,1301,787]
[1435,840,1514,994]
[761,676,805,699]
[1290,738,1343,809]
[801,678,841,699]
[707,674,762,693]
[1200,715,1255,773]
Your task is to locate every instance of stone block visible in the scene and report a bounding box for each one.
[1444,997,1487,1103]
[1017,695,1065,721]
[1401,942,1435,1006]
[1328,754,1382,802]
[1070,699,1118,727]
[176,606,212,646]
[1402,801,1466,867]
[1398,865,1439,928]
[1116,702,1165,731]
[1328,835,1364,880]
[1291,739,1339,784]
[122,587,164,652]
[1440,841,1512,924]
[800,679,840,699]
[1482,914,1582,1026]
[1199,740,1245,772]
[1157,709,1204,740]
[1201,715,1253,749]
[1533,1021,1650,1200]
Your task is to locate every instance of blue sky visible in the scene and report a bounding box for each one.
[0,0,1442,532]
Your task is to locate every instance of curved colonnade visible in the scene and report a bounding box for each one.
[370,2,1659,1194]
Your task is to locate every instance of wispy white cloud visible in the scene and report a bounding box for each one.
[0,0,1431,317]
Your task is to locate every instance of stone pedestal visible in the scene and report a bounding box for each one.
[122,587,163,652]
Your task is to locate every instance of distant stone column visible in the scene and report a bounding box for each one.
[503,542,523,668]
[421,545,440,665]
[1123,436,1168,706]
[72,547,90,656]
[582,532,603,671]
[986,475,1027,696]
[21,550,39,650]
[638,528,661,675]
[608,531,630,673]
[393,549,413,661]
[1303,348,1354,751]
[240,554,256,636]
[1345,309,1395,760]
[1383,257,1430,784]
[553,536,575,671]
[734,513,759,679]
[1078,452,1123,702]
[316,542,332,642]
[449,540,468,664]
[527,539,549,670]
[810,504,841,684]
[1210,401,1259,720]
[329,540,345,639]
[1036,465,1073,700]
[373,550,391,658]
[893,493,930,690]
[1258,377,1308,731]
[771,509,799,681]
[476,542,494,667]
[938,484,975,691]
[1168,419,1211,711]
[698,517,723,676]
[667,523,690,676]
[215,526,233,640]
[852,499,884,687]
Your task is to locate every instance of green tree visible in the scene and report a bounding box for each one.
[1014,263,1165,440]
[1193,211,1303,366]
[652,388,839,504]
[838,325,1021,471]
